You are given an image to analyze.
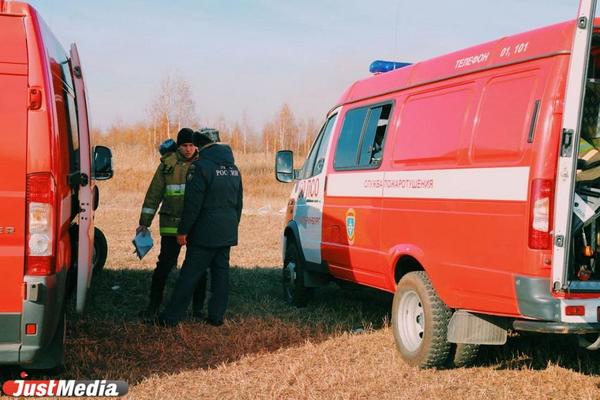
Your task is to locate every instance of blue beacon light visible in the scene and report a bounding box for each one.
[369,60,412,74]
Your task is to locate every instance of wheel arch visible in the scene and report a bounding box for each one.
[389,244,426,285]
[394,255,425,284]
[283,220,306,263]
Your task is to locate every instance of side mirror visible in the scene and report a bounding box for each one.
[275,150,295,183]
[92,145,114,180]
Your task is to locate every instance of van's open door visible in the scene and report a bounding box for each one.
[552,0,597,291]
[70,43,94,313]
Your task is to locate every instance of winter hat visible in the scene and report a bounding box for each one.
[197,128,220,143]
[176,128,194,145]
[193,131,213,148]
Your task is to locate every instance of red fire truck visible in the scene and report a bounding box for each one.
[0,1,112,369]
[276,1,600,368]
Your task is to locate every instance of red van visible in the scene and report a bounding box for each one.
[0,1,112,369]
[276,1,600,368]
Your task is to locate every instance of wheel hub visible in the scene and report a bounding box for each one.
[286,262,296,285]
[397,290,424,352]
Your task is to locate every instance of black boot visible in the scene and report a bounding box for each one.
[141,270,167,321]
[139,289,162,322]
[139,300,160,322]
[191,272,208,321]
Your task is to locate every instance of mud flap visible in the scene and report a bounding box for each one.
[447,310,508,345]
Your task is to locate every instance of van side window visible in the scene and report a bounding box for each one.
[471,72,538,163]
[65,91,80,171]
[393,86,474,164]
[51,61,80,174]
[299,116,335,179]
[334,108,367,169]
[312,114,337,175]
[41,19,80,174]
[334,102,392,169]
[358,104,391,167]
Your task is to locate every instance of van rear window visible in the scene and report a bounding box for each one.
[334,103,392,170]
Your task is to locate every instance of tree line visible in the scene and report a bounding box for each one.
[92,73,321,157]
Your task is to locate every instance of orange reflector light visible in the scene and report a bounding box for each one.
[584,246,594,257]
[25,323,36,335]
[565,305,585,316]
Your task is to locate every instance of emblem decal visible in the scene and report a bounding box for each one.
[345,208,356,245]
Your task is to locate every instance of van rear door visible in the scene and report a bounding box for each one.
[0,15,27,321]
[552,0,597,290]
[70,44,94,313]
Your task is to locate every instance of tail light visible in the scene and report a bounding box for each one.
[25,173,56,275]
[529,179,554,250]
[565,305,585,316]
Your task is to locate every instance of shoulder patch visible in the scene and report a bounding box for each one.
[186,164,197,181]
[161,152,178,174]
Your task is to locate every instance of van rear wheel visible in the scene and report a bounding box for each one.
[392,271,452,369]
[283,243,312,307]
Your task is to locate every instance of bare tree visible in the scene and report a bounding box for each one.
[302,117,319,155]
[147,72,198,146]
[173,77,197,131]
[230,122,242,151]
[259,103,299,155]
[261,120,275,156]
[275,103,298,151]
[241,112,252,154]
[212,115,229,143]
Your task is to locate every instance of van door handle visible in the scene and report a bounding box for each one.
[560,128,574,157]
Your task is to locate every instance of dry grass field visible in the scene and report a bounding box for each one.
[3,144,600,399]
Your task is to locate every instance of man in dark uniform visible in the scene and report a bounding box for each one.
[159,133,243,327]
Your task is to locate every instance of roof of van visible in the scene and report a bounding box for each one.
[1,1,36,16]
[337,19,588,107]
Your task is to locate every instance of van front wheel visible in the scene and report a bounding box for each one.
[392,271,452,369]
[93,227,108,273]
[283,243,312,307]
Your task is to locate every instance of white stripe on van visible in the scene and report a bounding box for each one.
[327,167,530,201]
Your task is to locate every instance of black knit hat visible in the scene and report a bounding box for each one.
[176,128,194,145]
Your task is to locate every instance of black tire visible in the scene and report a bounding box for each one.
[93,227,108,273]
[576,333,600,349]
[27,308,66,372]
[282,243,313,307]
[448,343,480,368]
[391,271,452,369]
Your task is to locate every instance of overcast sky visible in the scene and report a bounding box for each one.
[27,1,583,131]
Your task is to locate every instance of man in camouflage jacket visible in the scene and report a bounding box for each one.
[138,128,207,319]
